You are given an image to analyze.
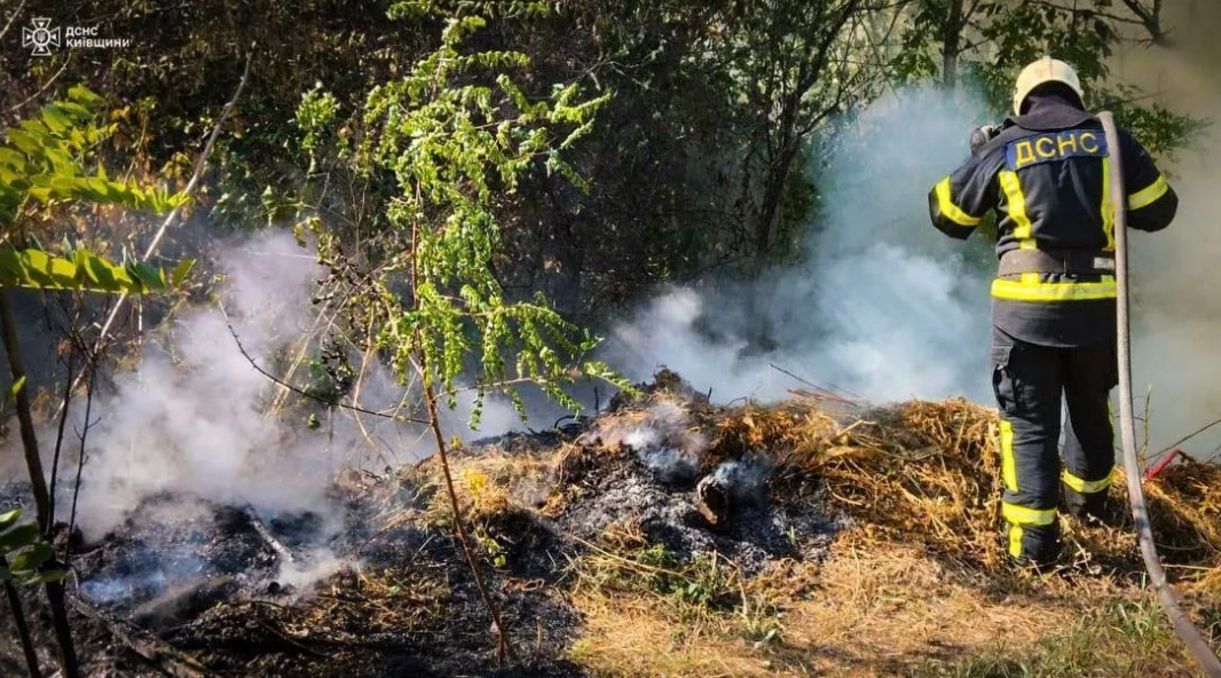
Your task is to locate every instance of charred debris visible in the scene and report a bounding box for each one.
[3,370,1220,676]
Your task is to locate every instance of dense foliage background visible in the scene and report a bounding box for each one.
[1,0,1197,321]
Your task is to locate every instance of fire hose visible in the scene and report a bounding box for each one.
[1099,110,1221,676]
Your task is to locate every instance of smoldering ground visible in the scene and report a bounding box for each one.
[0,230,528,543]
[7,74,1217,556]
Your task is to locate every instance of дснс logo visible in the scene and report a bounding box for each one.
[22,18,60,57]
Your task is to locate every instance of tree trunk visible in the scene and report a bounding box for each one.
[3,559,43,678]
[753,142,801,267]
[942,0,965,88]
[0,291,51,531]
[0,290,80,678]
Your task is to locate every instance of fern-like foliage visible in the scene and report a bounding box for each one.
[0,246,193,294]
[0,86,192,294]
[0,86,187,224]
[301,7,632,425]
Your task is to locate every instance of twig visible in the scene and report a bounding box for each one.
[329,316,397,468]
[52,54,253,422]
[245,507,295,563]
[6,59,71,115]
[2,554,42,678]
[1151,415,1221,461]
[0,0,26,43]
[768,362,862,400]
[64,364,97,565]
[256,620,329,658]
[47,342,77,528]
[420,374,516,664]
[221,308,429,425]
[67,595,211,678]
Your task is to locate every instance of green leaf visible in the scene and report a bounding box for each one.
[172,258,196,286]
[129,261,166,291]
[8,542,52,572]
[0,247,187,295]
[33,568,67,584]
[0,524,39,554]
[0,508,21,532]
[66,85,104,109]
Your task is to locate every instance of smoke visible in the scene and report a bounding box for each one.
[611,45,1221,460]
[61,230,522,539]
[607,86,996,404]
[1113,17,1221,459]
[705,457,769,508]
[598,399,704,484]
[274,547,354,597]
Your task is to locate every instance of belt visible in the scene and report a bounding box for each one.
[998,249,1115,276]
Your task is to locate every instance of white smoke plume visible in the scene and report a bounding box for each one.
[608,73,1221,460]
[274,547,355,598]
[607,86,996,404]
[1114,17,1221,460]
[600,400,705,484]
[61,230,522,539]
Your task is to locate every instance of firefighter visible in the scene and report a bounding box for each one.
[927,57,1178,566]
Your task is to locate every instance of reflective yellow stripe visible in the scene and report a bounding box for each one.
[999,170,1037,250]
[1101,157,1115,251]
[1063,469,1112,494]
[935,177,982,227]
[1002,502,1057,526]
[991,275,1117,301]
[1128,175,1168,210]
[1009,524,1024,558]
[1000,419,1017,492]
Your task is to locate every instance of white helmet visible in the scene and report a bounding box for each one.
[1012,56,1084,115]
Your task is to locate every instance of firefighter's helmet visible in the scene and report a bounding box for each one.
[1013,56,1084,114]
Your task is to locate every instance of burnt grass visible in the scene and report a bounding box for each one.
[0,388,841,677]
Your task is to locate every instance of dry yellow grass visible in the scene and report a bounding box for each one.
[565,393,1221,676]
[569,536,1082,677]
[777,539,1060,669]
[570,592,781,677]
[391,388,1221,675]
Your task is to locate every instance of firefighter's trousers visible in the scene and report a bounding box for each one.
[990,329,1117,564]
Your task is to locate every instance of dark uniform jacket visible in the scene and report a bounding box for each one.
[928,92,1178,346]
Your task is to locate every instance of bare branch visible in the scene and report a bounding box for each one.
[0,0,26,43]
[222,309,430,426]
[52,53,253,420]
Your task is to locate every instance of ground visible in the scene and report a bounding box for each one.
[3,373,1220,676]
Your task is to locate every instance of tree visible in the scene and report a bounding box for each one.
[893,0,1199,155]
[0,86,189,678]
[717,0,872,264]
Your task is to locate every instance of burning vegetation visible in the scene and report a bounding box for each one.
[3,371,1218,676]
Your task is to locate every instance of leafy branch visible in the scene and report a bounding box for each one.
[290,6,635,664]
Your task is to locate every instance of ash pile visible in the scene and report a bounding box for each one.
[2,372,846,676]
[549,380,841,575]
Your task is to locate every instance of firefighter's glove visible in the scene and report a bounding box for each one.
[970,124,1000,153]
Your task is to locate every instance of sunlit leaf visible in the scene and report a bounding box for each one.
[7,376,25,404]
[0,508,20,532]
